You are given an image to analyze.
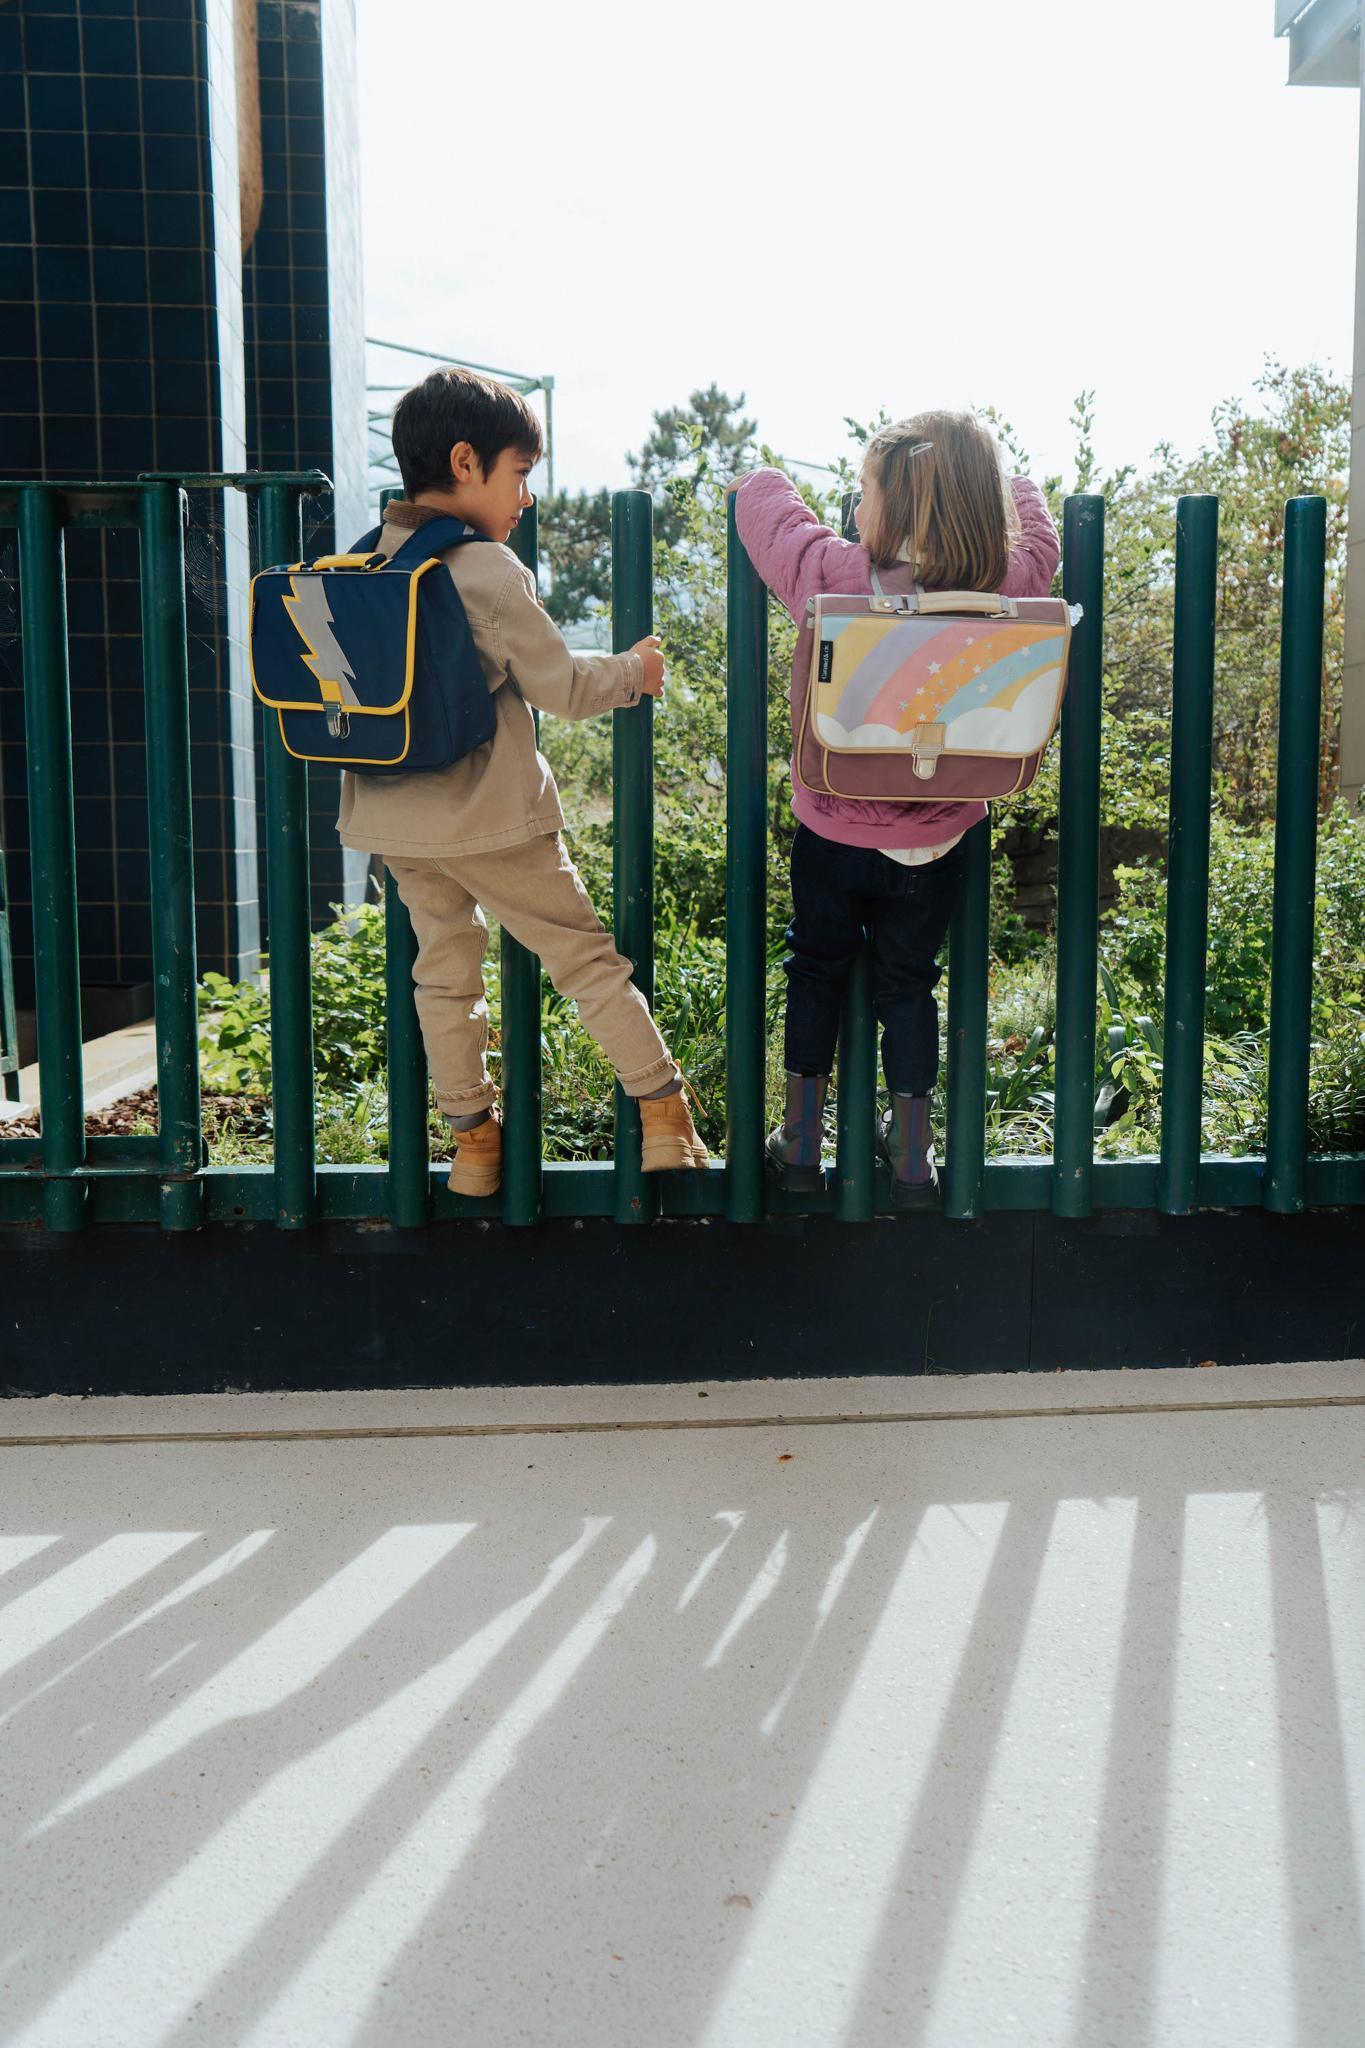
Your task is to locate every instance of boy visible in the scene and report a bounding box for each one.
[338,367,705,1195]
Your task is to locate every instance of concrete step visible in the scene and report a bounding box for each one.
[0,1017,159,1120]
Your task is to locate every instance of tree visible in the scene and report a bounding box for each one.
[627,383,757,500]
[537,486,611,629]
[539,386,759,625]
[542,363,1348,825]
[1081,362,1346,826]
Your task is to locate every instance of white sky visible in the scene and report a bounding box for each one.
[354,0,1360,496]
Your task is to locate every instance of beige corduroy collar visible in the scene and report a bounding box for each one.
[383,499,449,528]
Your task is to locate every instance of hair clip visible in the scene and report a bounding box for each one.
[905,441,933,457]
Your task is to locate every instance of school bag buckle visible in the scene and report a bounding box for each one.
[908,722,946,779]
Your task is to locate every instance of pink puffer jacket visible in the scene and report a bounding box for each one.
[733,467,1061,849]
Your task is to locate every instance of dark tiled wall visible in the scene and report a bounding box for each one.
[245,0,368,921]
[0,0,258,1015]
[319,0,364,533]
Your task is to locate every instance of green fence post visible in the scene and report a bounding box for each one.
[19,486,85,1231]
[726,500,768,1222]
[372,481,433,1226]
[833,483,877,1223]
[1051,494,1105,1218]
[1158,494,1218,1216]
[139,480,203,1231]
[0,846,19,1102]
[501,500,543,1225]
[611,490,656,1225]
[944,817,991,1219]
[836,945,877,1222]
[1265,495,1327,1215]
[256,481,317,1229]
[384,870,429,1228]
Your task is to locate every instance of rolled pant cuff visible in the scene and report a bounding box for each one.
[618,1054,679,1099]
[434,1082,497,1117]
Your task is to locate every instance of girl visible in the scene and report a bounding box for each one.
[730,412,1060,1205]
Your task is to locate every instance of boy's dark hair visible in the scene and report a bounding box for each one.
[391,367,544,498]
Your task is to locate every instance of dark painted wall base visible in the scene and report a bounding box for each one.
[6,1208,1363,1397]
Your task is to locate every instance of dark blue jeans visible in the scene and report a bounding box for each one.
[783,825,968,1096]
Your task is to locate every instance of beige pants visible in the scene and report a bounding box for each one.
[385,832,675,1115]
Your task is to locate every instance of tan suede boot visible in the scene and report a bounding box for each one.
[638,1086,708,1172]
[447,1108,502,1197]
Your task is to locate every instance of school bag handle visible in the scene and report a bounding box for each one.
[868,567,1016,619]
[910,589,1016,618]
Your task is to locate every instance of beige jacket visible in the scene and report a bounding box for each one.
[336,501,643,858]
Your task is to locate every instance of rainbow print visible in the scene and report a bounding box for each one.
[813,616,1066,756]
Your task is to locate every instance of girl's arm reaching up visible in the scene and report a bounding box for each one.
[733,465,1059,605]
[731,468,861,620]
[1002,476,1061,597]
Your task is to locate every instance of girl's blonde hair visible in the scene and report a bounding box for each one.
[860,410,1020,589]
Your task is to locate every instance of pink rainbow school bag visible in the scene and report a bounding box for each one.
[795,574,1077,803]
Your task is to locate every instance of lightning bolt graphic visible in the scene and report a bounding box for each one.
[282,577,360,705]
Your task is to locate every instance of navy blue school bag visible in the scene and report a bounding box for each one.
[249,515,497,775]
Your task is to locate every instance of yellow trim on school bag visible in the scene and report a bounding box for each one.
[276,705,412,769]
[248,555,441,716]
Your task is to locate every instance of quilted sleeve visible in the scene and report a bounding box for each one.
[1002,476,1061,597]
[733,468,864,620]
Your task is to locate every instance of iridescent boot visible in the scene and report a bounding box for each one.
[765,1072,829,1194]
[877,1092,939,1209]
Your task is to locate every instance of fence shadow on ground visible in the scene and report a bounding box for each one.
[1,1401,1363,2046]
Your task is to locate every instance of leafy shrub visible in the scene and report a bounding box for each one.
[198,803,1365,1170]
[310,904,390,1092]
[1103,802,1365,1039]
[198,970,271,1095]
[199,901,391,1100]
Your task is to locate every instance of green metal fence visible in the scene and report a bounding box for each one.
[0,843,18,1100]
[1,473,1360,1233]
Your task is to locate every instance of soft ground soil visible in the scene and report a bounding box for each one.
[3,1087,270,1141]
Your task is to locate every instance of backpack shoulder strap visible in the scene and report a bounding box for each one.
[380,515,488,571]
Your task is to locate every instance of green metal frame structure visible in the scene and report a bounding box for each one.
[1,473,1361,1239]
[366,339,555,500]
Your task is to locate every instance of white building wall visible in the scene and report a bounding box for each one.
[1280,0,1364,802]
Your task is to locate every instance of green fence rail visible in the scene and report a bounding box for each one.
[1,474,1361,1231]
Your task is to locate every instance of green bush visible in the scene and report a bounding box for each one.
[1102,802,1365,1038]
[1103,823,1276,1035]
[971,805,1365,1160]
[198,804,1365,1169]
[199,900,391,1100]
[198,969,272,1096]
